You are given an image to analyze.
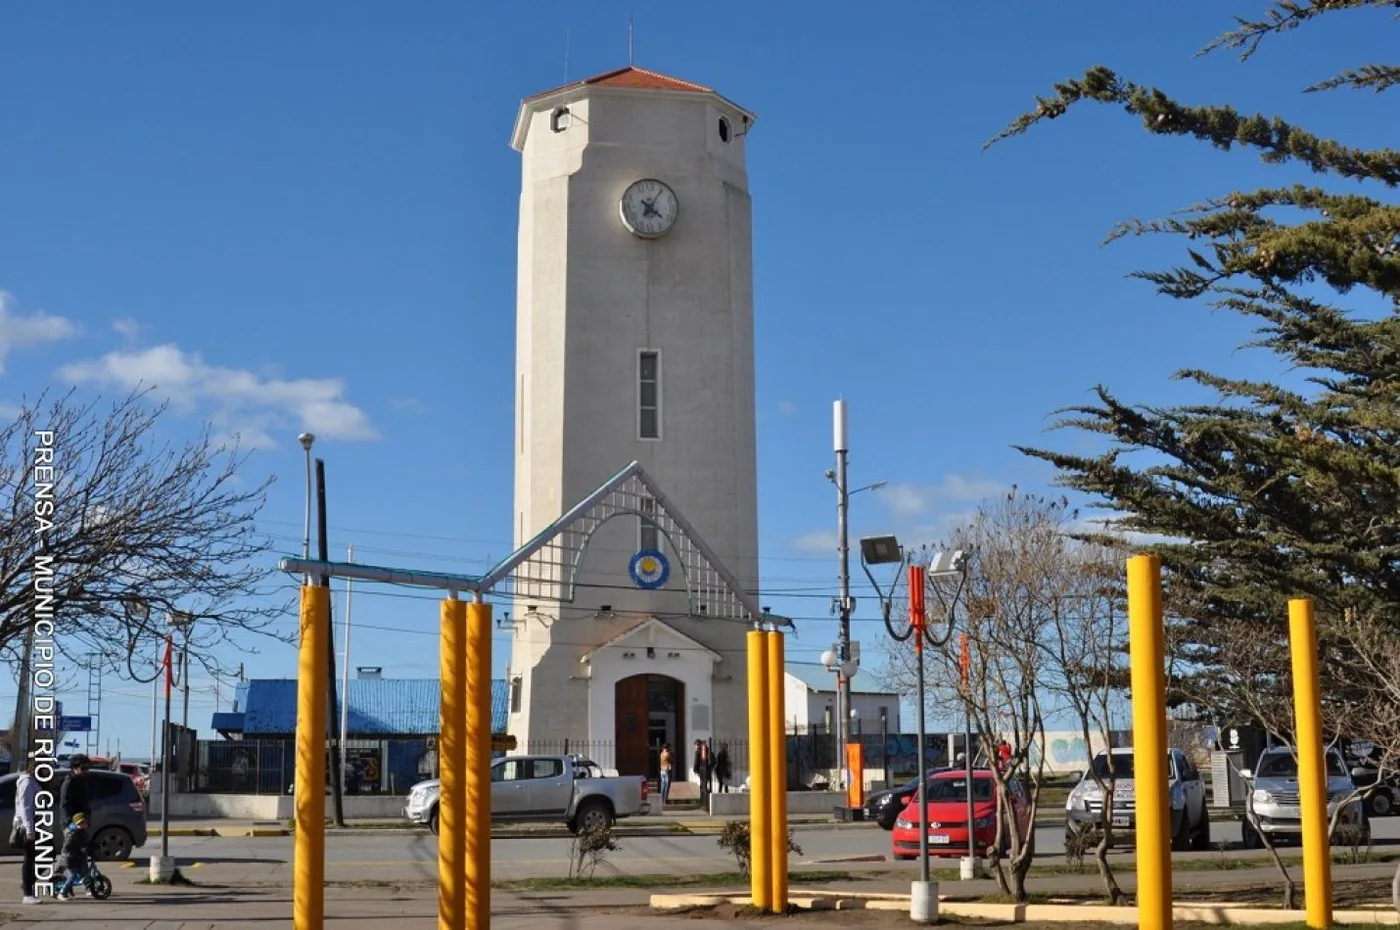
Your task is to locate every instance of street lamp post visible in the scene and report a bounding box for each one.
[863,536,967,924]
[826,400,885,790]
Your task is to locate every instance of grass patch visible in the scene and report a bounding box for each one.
[136,868,198,886]
[493,869,859,892]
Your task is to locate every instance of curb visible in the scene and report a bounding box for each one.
[650,890,1400,926]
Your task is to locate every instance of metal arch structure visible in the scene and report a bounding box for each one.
[278,460,789,629]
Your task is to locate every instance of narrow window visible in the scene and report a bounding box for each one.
[510,676,522,714]
[717,116,731,143]
[639,497,659,552]
[638,350,660,439]
[550,106,571,132]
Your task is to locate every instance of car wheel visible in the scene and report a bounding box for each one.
[1170,810,1192,852]
[428,806,440,836]
[1369,790,1393,818]
[1191,807,1211,851]
[91,827,134,861]
[1241,819,1262,850]
[575,801,613,833]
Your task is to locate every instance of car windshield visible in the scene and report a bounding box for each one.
[1089,754,1174,781]
[922,777,994,803]
[1256,752,1347,779]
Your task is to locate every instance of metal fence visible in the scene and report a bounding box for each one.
[193,737,437,795]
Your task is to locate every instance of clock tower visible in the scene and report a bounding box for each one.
[506,67,761,769]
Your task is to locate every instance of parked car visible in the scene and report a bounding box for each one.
[890,769,1031,859]
[865,769,953,830]
[404,754,650,834]
[114,762,149,795]
[0,769,148,860]
[1240,746,1367,848]
[1343,742,1399,817]
[1064,747,1211,851]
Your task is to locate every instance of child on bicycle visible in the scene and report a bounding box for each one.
[56,812,95,900]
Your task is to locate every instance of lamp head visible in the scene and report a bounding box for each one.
[298,432,315,451]
[820,649,837,670]
[859,535,902,566]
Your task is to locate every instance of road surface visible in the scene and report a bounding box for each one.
[130,816,1400,883]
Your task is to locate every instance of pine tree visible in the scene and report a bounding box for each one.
[987,2,1400,731]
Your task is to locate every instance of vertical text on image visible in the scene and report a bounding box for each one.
[30,428,58,893]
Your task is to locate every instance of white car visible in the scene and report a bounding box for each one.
[405,754,649,834]
[1240,746,1367,847]
[1064,747,1210,850]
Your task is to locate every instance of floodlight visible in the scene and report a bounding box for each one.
[860,535,902,566]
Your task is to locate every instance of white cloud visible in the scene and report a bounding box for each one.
[112,318,140,342]
[0,291,80,373]
[776,400,797,416]
[790,529,837,553]
[390,397,430,415]
[879,474,1011,519]
[57,344,377,448]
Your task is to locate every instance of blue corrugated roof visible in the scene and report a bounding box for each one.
[785,663,897,696]
[231,678,509,736]
[211,712,245,732]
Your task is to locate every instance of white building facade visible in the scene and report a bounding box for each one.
[504,67,762,786]
[783,665,902,735]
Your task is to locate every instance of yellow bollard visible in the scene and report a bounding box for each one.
[438,598,467,930]
[466,600,493,929]
[746,629,771,911]
[294,584,328,930]
[1288,598,1333,929]
[1127,555,1172,930]
[766,630,788,912]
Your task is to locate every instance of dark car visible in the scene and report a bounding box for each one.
[865,769,953,830]
[0,769,148,860]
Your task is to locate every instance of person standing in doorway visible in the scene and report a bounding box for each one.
[658,744,673,808]
[13,751,42,905]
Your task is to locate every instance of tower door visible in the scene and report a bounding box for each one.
[615,676,649,776]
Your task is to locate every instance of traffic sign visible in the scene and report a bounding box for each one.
[59,716,93,732]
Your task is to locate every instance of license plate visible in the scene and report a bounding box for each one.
[930,835,950,844]
[1112,816,1130,827]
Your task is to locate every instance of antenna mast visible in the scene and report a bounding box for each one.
[564,26,571,81]
[628,15,634,65]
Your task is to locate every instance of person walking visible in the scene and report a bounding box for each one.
[13,751,42,905]
[693,740,713,806]
[60,755,92,827]
[714,743,732,794]
[658,743,673,808]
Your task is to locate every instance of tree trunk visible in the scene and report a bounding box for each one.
[1094,830,1125,904]
[1010,849,1033,902]
[1259,831,1297,909]
[1392,858,1400,913]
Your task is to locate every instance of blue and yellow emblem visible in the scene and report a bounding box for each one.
[629,548,670,589]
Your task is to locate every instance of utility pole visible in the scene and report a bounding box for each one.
[339,542,354,794]
[317,458,346,827]
[833,399,851,785]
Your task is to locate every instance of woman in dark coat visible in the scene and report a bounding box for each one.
[714,744,732,793]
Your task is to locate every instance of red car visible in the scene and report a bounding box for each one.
[891,769,1031,860]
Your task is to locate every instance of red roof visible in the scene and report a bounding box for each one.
[524,66,713,103]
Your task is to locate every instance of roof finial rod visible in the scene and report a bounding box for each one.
[628,14,634,66]
[564,25,571,82]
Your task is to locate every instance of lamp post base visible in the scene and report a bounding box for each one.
[959,856,981,881]
[148,856,176,883]
[910,880,938,923]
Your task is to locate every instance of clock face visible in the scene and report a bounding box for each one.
[619,179,679,239]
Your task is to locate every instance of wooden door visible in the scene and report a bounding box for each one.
[615,676,649,776]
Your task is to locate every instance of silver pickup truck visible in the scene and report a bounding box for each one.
[404,754,649,834]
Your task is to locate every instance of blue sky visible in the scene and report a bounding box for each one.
[3,2,1392,757]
